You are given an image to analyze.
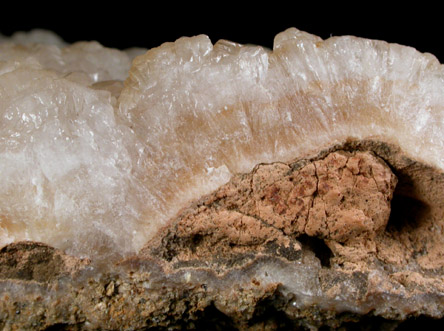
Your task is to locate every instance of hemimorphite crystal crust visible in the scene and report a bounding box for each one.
[0,28,443,263]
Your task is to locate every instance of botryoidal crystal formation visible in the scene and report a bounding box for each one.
[1,28,444,329]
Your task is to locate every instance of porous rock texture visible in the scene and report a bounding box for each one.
[2,29,444,329]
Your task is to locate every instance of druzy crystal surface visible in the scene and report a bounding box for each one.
[0,28,443,263]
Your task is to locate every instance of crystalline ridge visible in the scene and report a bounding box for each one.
[0,28,443,261]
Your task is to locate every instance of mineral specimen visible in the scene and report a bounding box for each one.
[1,28,444,329]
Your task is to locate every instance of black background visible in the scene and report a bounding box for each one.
[1,4,443,62]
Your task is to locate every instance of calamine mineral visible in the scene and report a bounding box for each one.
[0,28,443,263]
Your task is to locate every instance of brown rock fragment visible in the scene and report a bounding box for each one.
[0,241,90,282]
[144,149,397,271]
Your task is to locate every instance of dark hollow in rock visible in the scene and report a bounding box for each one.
[296,234,334,268]
[387,186,430,232]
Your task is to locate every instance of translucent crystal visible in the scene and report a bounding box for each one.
[1,28,444,262]
[0,31,132,84]
[0,29,67,47]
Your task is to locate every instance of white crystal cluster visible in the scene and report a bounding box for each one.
[0,28,443,261]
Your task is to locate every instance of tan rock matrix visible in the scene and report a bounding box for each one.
[145,149,397,266]
[1,29,444,329]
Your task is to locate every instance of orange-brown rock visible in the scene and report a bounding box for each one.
[143,149,397,273]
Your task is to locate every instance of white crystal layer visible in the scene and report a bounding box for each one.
[1,28,443,261]
[0,30,132,84]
